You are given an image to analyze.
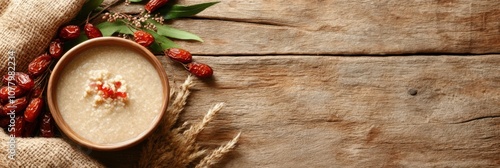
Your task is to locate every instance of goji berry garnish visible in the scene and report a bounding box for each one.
[93,81,127,99]
[134,30,154,47]
[23,119,38,137]
[49,39,63,59]
[40,111,55,137]
[3,97,28,114]
[145,0,169,13]
[165,48,193,64]
[0,85,25,101]
[59,25,81,40]
[95,83,103,90]
[84,23,103,39]
[115,92,127,98]
[24,98,43,122]
[12,116,25,137]
[15,72,34,90]
[28,53,52,77]
[101,87,114,98]
[186,62,213,78]
[114,81,122,89]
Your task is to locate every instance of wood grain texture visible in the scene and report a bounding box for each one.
[92,55,500,167]
[95,0,500,167]
[109,0,500,55]
[177,55,500,167]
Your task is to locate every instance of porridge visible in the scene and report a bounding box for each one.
[84,70,129,108]
[56,45,164,144]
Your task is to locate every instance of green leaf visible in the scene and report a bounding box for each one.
[97,20,134,36]
[129,0,143,2]
[149,20,203,42]
[95,6,104,12]
[159,2,219,20]
[148,40,164,53]
[72,0,104,23]
[145,30,179,51]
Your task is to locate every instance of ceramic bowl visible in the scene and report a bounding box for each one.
[47,37,169,151]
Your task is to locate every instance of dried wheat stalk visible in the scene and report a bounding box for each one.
[139,76,240,168]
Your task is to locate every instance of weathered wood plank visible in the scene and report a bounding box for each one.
[92,55,500,167]
[177,55,500,167]
[109,0,500,55]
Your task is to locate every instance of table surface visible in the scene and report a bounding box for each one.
[91,0,500,167]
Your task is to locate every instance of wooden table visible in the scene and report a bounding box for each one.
[91,0,500,167]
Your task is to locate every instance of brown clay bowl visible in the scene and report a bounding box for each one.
[47,37,169,151]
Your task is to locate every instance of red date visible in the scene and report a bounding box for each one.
[0,117,9,128]
[59,25,81,40]
[30,87,43,98]
[84,23,103,39]
[186,62,213,78]
[15,72,34,91]
[28,53,52,77]
[2,74,14,86]
[49,39,63,59]
[23,119,38,137]
[40,111,55,137]
[165,48,193,64]
[0,105,4,116]
[3,97,28,114]
[11,116,24,137]
[145,0,169,13]
[0,85,26,101]
[24,98,43,122]
[134,30,154,47]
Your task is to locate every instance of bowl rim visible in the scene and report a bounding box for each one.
[47,37,169,151]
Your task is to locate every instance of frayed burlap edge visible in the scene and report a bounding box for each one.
[0,0,86,75]
[139,75,241,168]
[0,131,104,168]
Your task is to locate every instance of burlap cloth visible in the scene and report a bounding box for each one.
[0,0,86,75]
[0,0,104,167]
[0,131,103,167]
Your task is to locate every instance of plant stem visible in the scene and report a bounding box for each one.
[79,0,124,26]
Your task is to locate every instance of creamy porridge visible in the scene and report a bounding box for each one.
[56,45,164,144]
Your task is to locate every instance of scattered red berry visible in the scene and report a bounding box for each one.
[24,98,43,122]
[28,53,52,77]
[84,23,103,39]
[59,25,80,40]
[49,39,63,58]
[165,48,192,64]
[134,30,154,47]
[145,0,169,13]
[186,62,213,78]
[15,72,34,91]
